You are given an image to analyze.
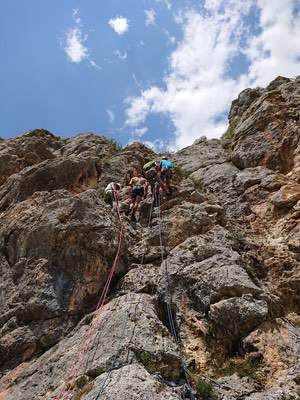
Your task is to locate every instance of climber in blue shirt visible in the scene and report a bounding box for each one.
[159,156,173,194]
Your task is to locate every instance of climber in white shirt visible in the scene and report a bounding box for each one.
[104,182,120,208]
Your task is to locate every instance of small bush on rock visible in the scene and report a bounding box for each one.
[108,138,122,152]
[218,356,262,378]
[196,379,217,399]
[139,351,157,373]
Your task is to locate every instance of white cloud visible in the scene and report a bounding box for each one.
[109,16,129,35]
[125,92,153,127]
[132,73,142,89]
[106,109,115,124]
[145,9,157,26]
[156,0,172,10]
[114,50,128,60]
[246,0,300,85]
[89,59,101,70]
[64,28,89,63]
[73,9,81,25]
[162,29,176,44]
[204,0,224,11]
[125,2,251,148]
[63,9,100,69]
[125,0,300,149]
[131,127,148,138]
[143,139,169,152]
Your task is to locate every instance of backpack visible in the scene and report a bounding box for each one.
[143,159,156,172]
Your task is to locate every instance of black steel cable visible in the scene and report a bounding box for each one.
[157,192,196,400]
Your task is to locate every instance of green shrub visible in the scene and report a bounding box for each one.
[196,379,217,399]
[190,176,204,192]
[139,351,157,373]
[102,158,111,167]
[244,265,257,281]
[192,248,199,258]
[73,382,94,400]
[207,324,214,338]
[222,120,238,159]
[173,165,189,180]
[241,261,257,282]
[219,357,262,378]
[108,138,122,152]
[223,118,238,141]
[75,375,89,389]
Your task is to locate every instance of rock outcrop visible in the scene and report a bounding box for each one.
[0,77,299,400]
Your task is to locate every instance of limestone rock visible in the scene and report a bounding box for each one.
[166,226,262,314]
[229,76,300,173]
[82,364,179,400]
[0,189,127,370]
[60,132,118,158]
[1,294,181,399]
[0,156,101,211]
[174,137,227,174]
[271,183,300,208]
[209,295,268,341]
[1,76,300,400]
[0,129,61,186]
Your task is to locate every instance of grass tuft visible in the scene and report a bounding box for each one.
[139,351,157,373]
[195,379,217,399]
[218,356,262,378]
[108,138,122,152]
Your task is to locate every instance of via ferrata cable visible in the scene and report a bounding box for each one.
[157,192,196,400]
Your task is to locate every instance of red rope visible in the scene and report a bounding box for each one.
[55,191,125,400]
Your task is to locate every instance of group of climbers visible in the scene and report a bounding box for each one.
[104,155,173,221]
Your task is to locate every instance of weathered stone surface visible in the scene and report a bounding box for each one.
[215,374,261,399]
[174,137,227,174]
[271,183,300,208]
[228,76,300,173]
[161,202,218,248]
[82,364,179,400]
[165,226,262,314]
[0,129,61,186]
[0,294,181,399]
[60,132,118,158]
[190,162,239,192]
[0,156,101,211]
[234,167,281,194]
[242,318,300,380]
[209,295,268,341]
[0,189,127,370]
[1,77,300,400]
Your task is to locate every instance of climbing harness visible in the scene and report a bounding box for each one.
[55,190,125,400]
[157,193,196,400]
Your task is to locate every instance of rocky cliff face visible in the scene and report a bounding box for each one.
[0,76,299,400]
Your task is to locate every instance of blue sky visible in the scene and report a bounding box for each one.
[1,0,300,149]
